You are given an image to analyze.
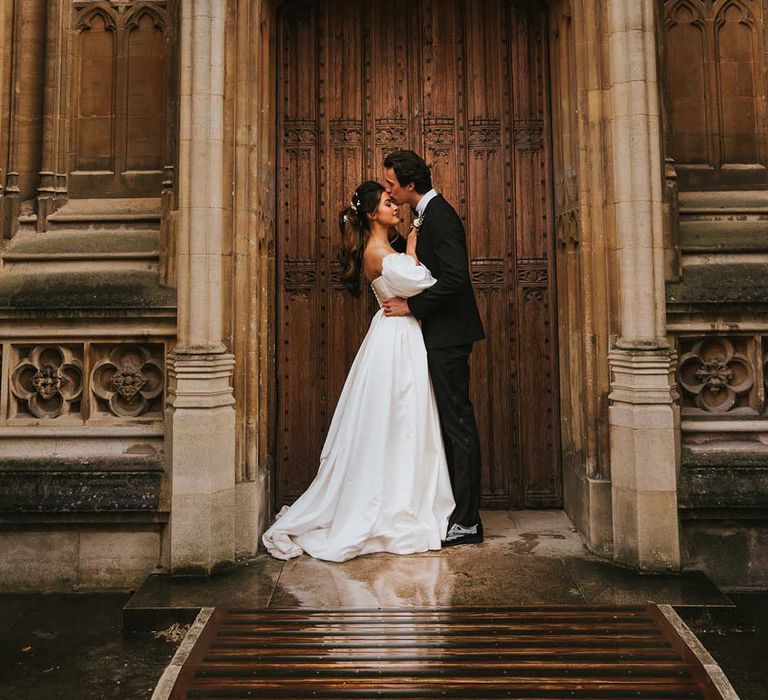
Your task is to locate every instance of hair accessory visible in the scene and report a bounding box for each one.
[349,196,358,213]
[342,214,348,223]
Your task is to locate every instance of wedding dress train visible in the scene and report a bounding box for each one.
[262,253,455,562]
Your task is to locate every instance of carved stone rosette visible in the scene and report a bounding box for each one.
[678,337,754,413]
[10,346,84,419]
[91,345,164,418]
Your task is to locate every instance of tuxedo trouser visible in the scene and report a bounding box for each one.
[427,343,482,528]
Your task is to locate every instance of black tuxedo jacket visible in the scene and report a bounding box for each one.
[404,195,485,349]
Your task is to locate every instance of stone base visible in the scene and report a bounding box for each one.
[562,463,613,558]
[608,348,682,571]
[165,352,237,575]
[682,519,768,590]
[235,473,270,559]
[0,527,160,591]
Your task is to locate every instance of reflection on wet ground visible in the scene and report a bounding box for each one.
[126,510,730,615]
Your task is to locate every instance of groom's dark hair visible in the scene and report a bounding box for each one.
[383,150,432,194]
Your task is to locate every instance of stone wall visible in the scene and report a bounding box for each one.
[0,0,177,590]
[665,192,768,587]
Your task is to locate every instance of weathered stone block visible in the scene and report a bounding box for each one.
[0,456,163,512]
[78,530,160,589]
[666,263,768,306]
[0,531,78,591]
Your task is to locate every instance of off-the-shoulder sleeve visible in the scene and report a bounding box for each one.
[381,253,436,298]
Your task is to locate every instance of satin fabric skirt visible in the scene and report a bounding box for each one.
[262,310,455,562]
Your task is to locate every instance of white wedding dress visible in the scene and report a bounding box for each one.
[263,253,455,562]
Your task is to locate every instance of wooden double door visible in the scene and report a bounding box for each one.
[276,0,560,509]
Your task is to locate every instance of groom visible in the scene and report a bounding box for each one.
[381,150,486,546]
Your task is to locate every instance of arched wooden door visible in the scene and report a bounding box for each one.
[276,0,561,509]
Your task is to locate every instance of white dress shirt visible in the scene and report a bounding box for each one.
[415,188,438,218]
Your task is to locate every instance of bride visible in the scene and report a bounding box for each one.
[262,180,455,562]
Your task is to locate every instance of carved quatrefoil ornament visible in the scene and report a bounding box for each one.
[11,346,83,419]
[91,346,163,418]
[678,338,754,413]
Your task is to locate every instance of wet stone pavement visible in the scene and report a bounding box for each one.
[0,592,177,700]
[1,510,766,699]
[124,511,731,614]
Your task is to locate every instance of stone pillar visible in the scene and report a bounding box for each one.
[36,0,67,229]
[606,0,681,570]
[228,0,277,560]
[165,0,236,575]
[2,0,47,240]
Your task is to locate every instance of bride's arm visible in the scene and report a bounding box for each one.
[405,227,420,265]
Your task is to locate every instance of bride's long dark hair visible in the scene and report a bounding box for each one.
[338,180,386,297]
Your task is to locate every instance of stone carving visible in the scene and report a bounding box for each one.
[664,0,706,28]
[91,345,163,418]
[10,346,83,419]
[556,208,580,247]
[74,1,170,31]
[678,337,754,412]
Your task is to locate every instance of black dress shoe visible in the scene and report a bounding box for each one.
[441,522,484,547]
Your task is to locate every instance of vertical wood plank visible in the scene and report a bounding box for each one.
[277,1,320,505]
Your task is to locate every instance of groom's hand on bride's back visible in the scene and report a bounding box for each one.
[382,297,410,317]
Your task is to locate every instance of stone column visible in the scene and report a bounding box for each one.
[36,0,67,229]
[2,0,47,240]
[606,0,681,570]
[165,0,236,574]
[228,0,277,559]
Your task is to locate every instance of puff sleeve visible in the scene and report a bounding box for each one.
[381,253,436,298]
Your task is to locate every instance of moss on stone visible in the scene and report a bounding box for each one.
[682,445,768,469]
[0,271,176,310]
[666,262,768,304]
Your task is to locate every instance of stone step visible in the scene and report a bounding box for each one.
[680,219,768,253]
[45,197,161,229]
[679,190,768,217]
[1,228,160,273]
